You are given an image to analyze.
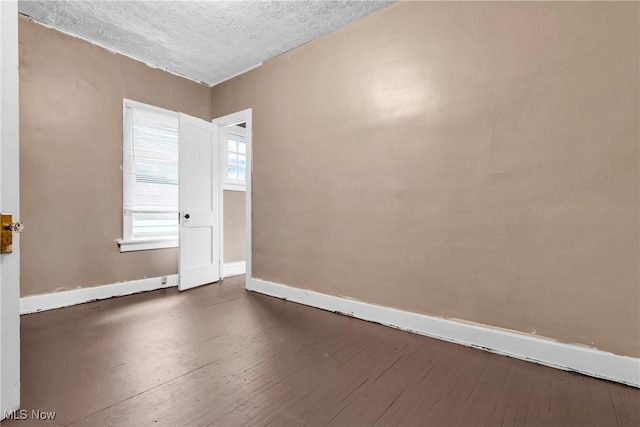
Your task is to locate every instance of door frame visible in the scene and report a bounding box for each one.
[213,109,252,284]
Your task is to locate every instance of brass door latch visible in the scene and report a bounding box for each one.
[1,213,24,254]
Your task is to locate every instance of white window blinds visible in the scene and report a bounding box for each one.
[123,102,179,240]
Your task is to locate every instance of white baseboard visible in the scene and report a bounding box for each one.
[20,274,178,315]
[223,261,246,278]
[248,278,640,388]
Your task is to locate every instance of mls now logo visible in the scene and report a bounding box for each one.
[3,409,28,420]
[3,409,56,421]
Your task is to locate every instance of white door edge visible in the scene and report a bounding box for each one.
[0,0,21,416]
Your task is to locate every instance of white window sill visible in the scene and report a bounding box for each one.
[118,238,178,252]
[223,182,247,192]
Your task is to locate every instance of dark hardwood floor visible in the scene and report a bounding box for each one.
[7,275,639,426]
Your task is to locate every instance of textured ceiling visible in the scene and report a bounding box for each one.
[18,0,393,86]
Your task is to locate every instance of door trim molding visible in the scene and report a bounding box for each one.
[213,109,253,285]
[20,275,178,315]
[248,277,640,388]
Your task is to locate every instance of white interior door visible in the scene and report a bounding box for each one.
[1,0,21,416]
[178,113,221,291]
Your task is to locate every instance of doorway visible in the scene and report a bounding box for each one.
[214,110,252,284]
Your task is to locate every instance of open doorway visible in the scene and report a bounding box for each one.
[214,110,252,282]
[221,123,247,276]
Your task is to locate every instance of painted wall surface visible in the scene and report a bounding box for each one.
[19,17,211,296]
[211,2,640,357]
[224,190,246,263]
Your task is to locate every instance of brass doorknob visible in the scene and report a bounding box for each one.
[1,214,22,254]
[5,221,24,233]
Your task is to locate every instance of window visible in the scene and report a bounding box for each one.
[222,125,247,191]
[119,99,179,252]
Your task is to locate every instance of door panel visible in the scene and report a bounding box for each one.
[178,113,221,291]
[1,0,21,416]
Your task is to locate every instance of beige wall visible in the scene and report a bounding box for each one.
[211,2,639,357]
[19,16,211,296]
[223,190,246,263]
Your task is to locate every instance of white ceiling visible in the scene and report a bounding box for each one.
[18,0,393,86]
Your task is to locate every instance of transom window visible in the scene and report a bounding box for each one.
[227,137,247,182]
[223,125,247,191]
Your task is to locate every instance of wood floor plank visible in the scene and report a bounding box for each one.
[240,328,419,426]
[405,346,479,425]
[324,340,426,426]
[445,352,516,426]
[421,348,490,425]
[619,384,640,425]
[522,364,553,426]
[74,305,353,425]
[5,275,638,427]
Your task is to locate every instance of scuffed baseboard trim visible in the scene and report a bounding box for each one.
[247,277,640,388]
[20,274,178,315]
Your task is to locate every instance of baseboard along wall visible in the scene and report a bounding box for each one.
[247,277,640,388]
[20,269,638,387]
[20,261,247,315]
[223,260,246,277]
[20,274,179,314]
